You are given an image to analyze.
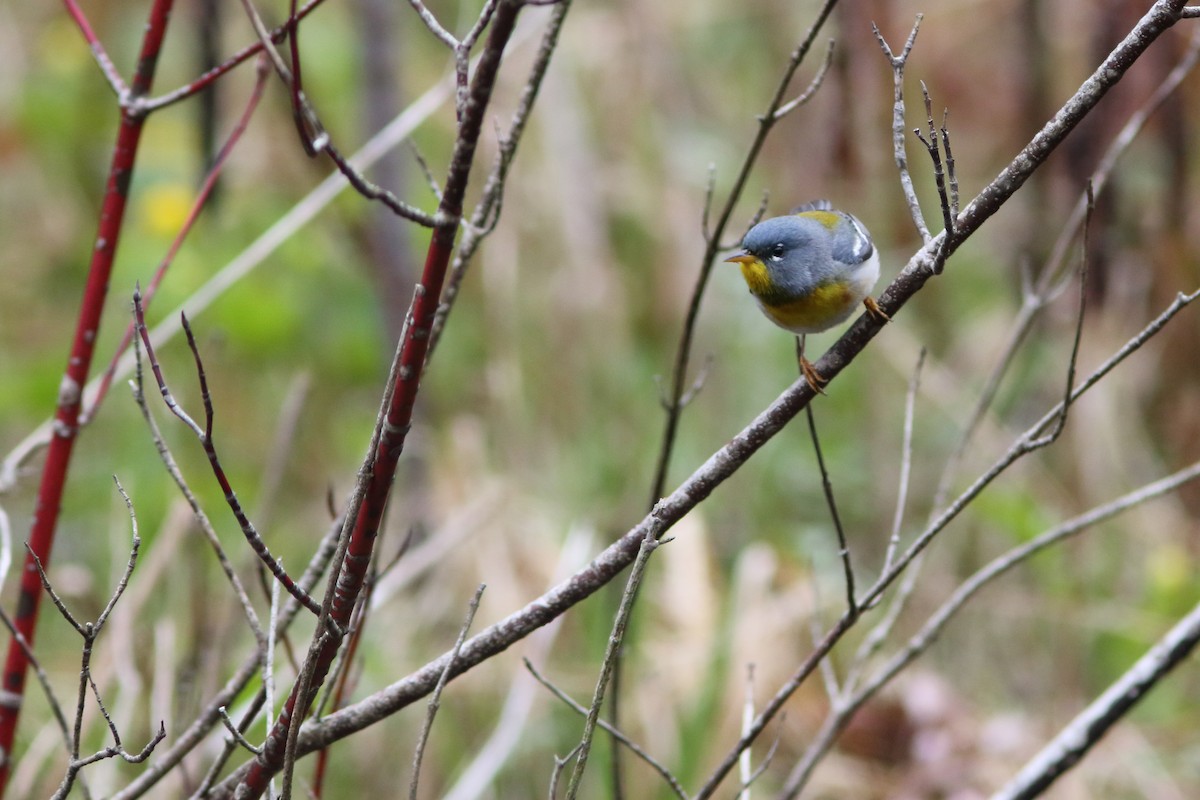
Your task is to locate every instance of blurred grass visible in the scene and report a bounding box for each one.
[1,0,1200,797]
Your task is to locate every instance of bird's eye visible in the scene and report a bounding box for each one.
[768,244,785,262]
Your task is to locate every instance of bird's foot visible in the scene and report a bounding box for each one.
[863,295,890,323]
[799,356,828,394]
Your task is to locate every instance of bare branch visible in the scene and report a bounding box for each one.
[564,534,664,797]
[873,16,930,241]
[409,585,486,799]
[131,347,266,648]
[406,0,459,48]
[804,404,856,615]
[133,291,328,623]
[913,81,956,258]
[772,39,836,120]
[649,0,842,507]
[524,659,687,799]
[218,708,263,755]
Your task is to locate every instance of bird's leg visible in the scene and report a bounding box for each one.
[795,335,827,394]
[863,295,890,323]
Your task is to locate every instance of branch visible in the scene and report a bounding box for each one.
[563,535,663,797]
[873,16,930,242]
[227,4,532,796]
[132,294,327,622]
[992,553,1200,798]
[197,2,1195,794]
[649,0,842,506]
[524,659,687,799]
[0,0,176,786]
[82,56,272,426]
[408,585,485,799]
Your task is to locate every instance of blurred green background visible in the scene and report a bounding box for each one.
[1,0,1199,796]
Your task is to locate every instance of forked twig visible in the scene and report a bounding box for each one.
[131,338,267,651]
[133,292,329,628]
[874,16,929,241]
[524,659,686,799]
[36,481,167,799]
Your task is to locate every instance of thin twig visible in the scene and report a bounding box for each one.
[45,481,158,799]
[805,404,855,614]
[1028,183,1092,449]
[524,659,687,799]
[218,707,263,755]
[549,743,583,800]
[736,721,783,797]
[409,585,486,799]
[133,291,328,623]
[873,16,930,242]
[913,82,956,273]
[61,0,129,97]
[880,348,924,578]
[773,39,836,120]
[140,0,331,112]
[131,337,267,649]
[563,534,665,798]
[210,10,1197,792]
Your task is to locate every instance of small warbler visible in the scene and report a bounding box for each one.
[725,200,887,389]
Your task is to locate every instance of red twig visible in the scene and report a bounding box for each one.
[230,2,525,796]
[310,577,372,797]
[61,0,128,98]
[141,0,331,113]
[82,55,271,425]
[0,0,176,793]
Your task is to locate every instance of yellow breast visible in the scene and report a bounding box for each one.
[736,256,861,333]
[757,282,856,333]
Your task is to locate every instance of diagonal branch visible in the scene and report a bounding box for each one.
[196,2,1193,795]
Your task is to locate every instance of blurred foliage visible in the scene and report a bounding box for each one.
[1,0,1199,797]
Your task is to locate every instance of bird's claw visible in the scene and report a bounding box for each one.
[800,357,828,395]
[863,296,890,323]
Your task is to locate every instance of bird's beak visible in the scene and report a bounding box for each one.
[724,253,757,265]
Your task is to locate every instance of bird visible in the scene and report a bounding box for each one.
[725,200,887,390]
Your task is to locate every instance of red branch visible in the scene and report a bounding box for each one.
[0,0,175,792]
[143,0,330,112]
[230,1,524,796]
[84,56,271,424]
